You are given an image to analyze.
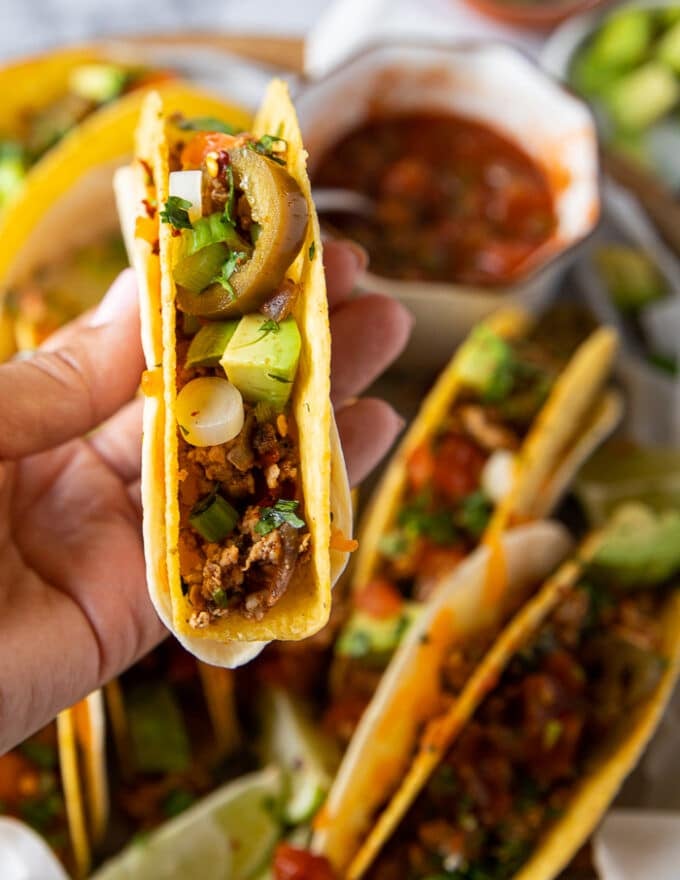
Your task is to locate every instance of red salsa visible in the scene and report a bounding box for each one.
[313,114,557,286]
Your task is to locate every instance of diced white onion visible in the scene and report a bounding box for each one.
[176,377,244,447]
[481,450,516,504]
[169,170,203,222]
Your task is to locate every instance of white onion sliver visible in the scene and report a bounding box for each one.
[481,450,516,504]
[176,377,244,447]
[169,170,203,222]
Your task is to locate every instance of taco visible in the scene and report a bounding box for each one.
[327,310,620,743]
[0,692,106,879]
[326,504,680,880]
[115,81,352,664]
[0,45,178,212]
[0,81,250,362]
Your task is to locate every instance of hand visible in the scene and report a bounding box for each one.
[0,240,412,752]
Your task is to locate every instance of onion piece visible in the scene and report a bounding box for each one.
[169,170,203,222]
[176,377,244,447]
[481,449,516,504]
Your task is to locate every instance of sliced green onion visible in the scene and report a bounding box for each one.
[189,492,239,543]
[186,320,239,368]
[174,242,229,293]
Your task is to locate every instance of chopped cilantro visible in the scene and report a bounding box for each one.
[177,116,240,135]
[398,497,457,545]
[258,319,281,337]
[309,241,316,261]
[267,372,294,384]
[255,499,305,536]
[19,740,57,770]
[248,133,287,165]
[222,164,236,227]
[160,196,193,230]
[457,491,492,539]
[162,788,195,818]
[212,250,247,298]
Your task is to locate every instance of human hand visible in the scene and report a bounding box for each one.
[0,240,412,752]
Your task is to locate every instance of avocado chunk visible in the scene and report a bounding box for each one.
[220,314,301,409]
[126,683,191,774]
[0,141,26,209]
[606,62,679,131]
[186,320,239,368]
[456,324,515,402]
[589,9,653,69]
[657,20,680,74]
[336,603,421,660]
[69,63,129,103]
[589,503,680,589]
[595,245,667,312]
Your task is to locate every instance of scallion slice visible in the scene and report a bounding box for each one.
[189,492,239,542]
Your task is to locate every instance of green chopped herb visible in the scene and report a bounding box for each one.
[20,792,63,832]
[160,196,193,230]
[19,741,57,771]
[378,530,409,559]
[309,241,316,261]
[267,372,294,384]
[457,491,493,539]
[162,788,195,818]
[177,116,240,135]
[212,588,234,609]
[212,250,247,298]
[398,497,457,545]
[178,424,190,436]
[258,319,281,337]
[189,491,239,543]
[255,499,305,536]
[248,133,287,165]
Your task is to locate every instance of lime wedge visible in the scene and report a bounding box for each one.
[259,689,339,825]
[92,766,283,880]
[576,445,680,524]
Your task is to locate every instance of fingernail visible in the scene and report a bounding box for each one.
[343,240,369,274]
[88,268,138,327]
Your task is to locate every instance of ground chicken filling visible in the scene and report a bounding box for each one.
[164,120,311,625]
[368,582,667,880]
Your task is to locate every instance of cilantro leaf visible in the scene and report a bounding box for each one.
[248,134,287,165]
[160,196,193,230]
[222,164,236,227]
[255,499,305,536]
[258,319,280,338]
[177,116,240,135]
[211,250,247,298]
[457,491,492,539]
[309,241,316,261]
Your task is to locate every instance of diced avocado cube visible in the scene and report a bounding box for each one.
[69,63,128,103]
[606,62,679,131]
[589,9,653,69]
[589,503,680,589]
[571,50,623,98]
[660,7,680,28]
[220,314,301,409]
[336,604,421,660]
[595,245,667,312]
[657,19,680,74]
[186,320,239,368]
[0,141,26,209]
[455,324,515,402]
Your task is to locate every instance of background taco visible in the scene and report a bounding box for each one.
[116,80,351,665]
[349,504,680,880]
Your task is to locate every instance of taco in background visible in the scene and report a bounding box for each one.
[314,521,573,873]
[328,309,620,742]
[115,81,352,665]
[335,504,680,880]
[0,81,250,362]
[0,45,177,212]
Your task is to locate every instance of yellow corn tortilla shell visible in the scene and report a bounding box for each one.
[313,521,573,873]
[348,532,680,880]
[351,310,618,603]
[121,82,351,662]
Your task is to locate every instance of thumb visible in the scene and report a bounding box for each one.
[0,269,144,460]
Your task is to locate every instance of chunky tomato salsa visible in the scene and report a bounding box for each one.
[312,113,557,286]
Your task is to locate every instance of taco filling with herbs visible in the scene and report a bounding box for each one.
[127,82,349,652]
[364,504,680,880]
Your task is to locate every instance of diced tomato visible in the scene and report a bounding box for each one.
[181,132,239,168]
[431,434,485,502]
[354,578,403,619]
[407,442,434,493]
[273,843,337,880]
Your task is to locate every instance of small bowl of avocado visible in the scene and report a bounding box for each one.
[545,1,680,194]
